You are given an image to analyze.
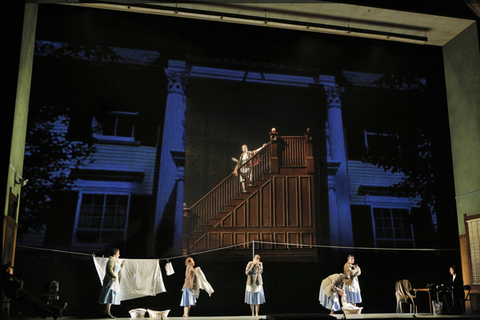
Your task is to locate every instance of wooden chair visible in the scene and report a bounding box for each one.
[395,279,417,313]
[460,285,471,314]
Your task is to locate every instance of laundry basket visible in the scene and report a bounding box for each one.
[147,309,170,319]
[129,308,147,318]
[342,307,363,314]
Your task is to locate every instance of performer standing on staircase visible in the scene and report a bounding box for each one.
[232,144,266,192]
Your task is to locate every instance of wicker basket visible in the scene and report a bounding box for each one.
[129,308,147,318]
[342,307,363,314]
[147,309,170,319]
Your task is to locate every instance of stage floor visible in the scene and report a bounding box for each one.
[43,314,478,320]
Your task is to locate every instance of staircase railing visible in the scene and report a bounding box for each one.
[184,129,314,239]
[185,142,272,236]
[278,136,307,167]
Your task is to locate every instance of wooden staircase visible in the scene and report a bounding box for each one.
[183,130,318,261]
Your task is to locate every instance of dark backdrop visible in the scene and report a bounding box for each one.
[11,3,460,317]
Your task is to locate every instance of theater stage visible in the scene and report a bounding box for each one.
[53,314,478,320]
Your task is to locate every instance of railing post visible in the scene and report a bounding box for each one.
[305,127,314,173]
[270,128,279,173]
[183,203,189,254]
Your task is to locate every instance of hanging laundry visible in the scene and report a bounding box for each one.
[165,261,175,276]
[93,257,166,301]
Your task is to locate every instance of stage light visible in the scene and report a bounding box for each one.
[15,178,29,187]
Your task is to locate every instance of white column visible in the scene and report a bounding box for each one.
[324,85,354,246]
[153,60,188,256]
[327,173,340,244]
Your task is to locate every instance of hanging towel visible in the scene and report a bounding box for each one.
[165,262,175,276]
[93,257,166,301]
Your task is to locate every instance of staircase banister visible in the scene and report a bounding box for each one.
[187,172,236,211]
[187,140,272,212]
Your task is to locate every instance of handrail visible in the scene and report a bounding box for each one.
[186,142,272,235]
[185,134,310,237]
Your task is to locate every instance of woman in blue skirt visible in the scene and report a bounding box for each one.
[343,255,362,306]
[180,257,200,317]
[98,248,125,318]
[319,273,348,314]
[245,254,265,316]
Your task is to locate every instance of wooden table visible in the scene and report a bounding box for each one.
[413,288,432,314]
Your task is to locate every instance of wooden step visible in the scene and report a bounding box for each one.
[203,217,222,227]
[215,210,232,218]
[190,179,268,241]
[231,198,246,206]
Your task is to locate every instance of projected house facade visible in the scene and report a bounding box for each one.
[20,43,434,258]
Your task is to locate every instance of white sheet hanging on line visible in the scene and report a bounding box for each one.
[93,257,166,301]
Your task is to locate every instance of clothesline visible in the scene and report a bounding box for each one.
[158,240,459,262]
[17,244,93,256]
[17,240,459,263]
[251,241,459,252]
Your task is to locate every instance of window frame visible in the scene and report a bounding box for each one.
[371,206,415,248]
[92,111,138,143]
[364,129,401,155]
[72,192,131,245]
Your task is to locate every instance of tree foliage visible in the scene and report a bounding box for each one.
[19,104,95,236]
[18,42,127,237]
[35,41,122,62]
[362,74,437,239]
[363,132,434,210]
